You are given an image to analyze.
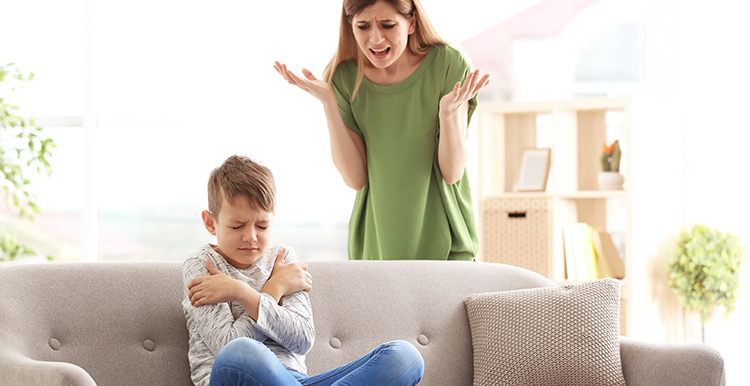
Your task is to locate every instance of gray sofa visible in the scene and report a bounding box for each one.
[0,260,725,386]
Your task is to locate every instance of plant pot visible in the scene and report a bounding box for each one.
[597,172,624,190]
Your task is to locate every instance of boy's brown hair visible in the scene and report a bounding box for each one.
[207,155,276,219]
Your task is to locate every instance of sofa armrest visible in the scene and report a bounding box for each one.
[0,350,96,386]
[619,336,726,386]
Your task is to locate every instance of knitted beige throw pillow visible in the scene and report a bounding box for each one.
[465,278,626,386]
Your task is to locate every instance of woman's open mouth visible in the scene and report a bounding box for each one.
[370,47,390,59]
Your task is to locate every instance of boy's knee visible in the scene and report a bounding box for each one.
[219,337,262,354]
[211,338,283,386]
[384,340,425,381]
[398,340,425,366]
[215,338,271,368]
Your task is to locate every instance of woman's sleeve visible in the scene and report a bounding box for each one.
[182,255,266,356]
[443,46,478,128]
[253,247,316,355]
[331,63,363,138]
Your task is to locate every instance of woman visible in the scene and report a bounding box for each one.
[275,0,490,260]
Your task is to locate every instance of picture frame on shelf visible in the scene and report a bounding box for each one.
[515,148,551,192]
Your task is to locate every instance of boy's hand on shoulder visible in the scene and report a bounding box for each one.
[262,248,313,303]
[188,259,245,307]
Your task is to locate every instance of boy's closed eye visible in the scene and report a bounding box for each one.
[231,223,269,230]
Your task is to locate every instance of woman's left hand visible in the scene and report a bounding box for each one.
[436,69,490,184]
[439,69,490,115]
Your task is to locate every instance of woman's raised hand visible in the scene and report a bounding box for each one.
[439,69,491,115]
[274,61,336,104]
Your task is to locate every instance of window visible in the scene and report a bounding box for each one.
[2,0,352,262]
[2,0,548,263]
[0,126,85,262]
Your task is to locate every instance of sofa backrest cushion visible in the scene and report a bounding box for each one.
[305,260,555,386]
[0,262,192,386]
[0,260,554,386]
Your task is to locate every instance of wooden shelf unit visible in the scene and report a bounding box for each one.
[476,97,636,335]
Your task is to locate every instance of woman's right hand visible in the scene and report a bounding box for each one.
[274,61,368,190]
[274,61,335,105]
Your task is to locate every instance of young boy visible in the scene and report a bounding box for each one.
[183,155,424,386]
[182,155,314,386]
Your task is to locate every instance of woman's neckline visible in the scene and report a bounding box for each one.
[361,45,438,92]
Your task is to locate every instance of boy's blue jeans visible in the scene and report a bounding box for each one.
[209,337,424,386]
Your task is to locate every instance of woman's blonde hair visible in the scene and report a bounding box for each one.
[322,0,447,100]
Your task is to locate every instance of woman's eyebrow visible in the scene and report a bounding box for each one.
[356,18,395,23]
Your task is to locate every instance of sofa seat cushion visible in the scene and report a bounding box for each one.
[465,278,626,386]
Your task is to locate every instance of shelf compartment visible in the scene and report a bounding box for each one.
[479,197,554,278]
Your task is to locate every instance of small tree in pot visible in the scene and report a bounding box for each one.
[666,223,746,342]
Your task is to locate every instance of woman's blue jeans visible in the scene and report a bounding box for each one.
[209,337,424,386]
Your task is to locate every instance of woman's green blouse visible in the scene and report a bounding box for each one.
[331,44,478,260]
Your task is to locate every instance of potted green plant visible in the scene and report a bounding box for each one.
[598,140,623,190]
[665,223,747,342]
[0,63,55,262]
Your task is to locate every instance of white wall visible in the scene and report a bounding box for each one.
[651,1,750,384]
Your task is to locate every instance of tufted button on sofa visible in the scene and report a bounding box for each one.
[0,260,726,386]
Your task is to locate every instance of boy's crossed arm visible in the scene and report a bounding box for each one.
[187,248,312,321]
[261,250,313,303]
